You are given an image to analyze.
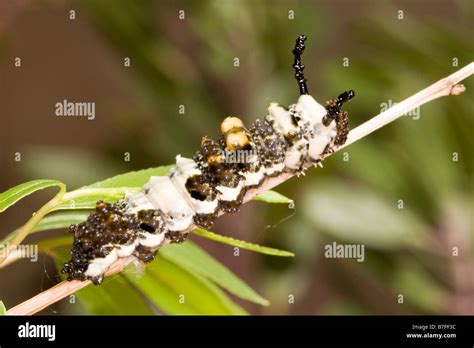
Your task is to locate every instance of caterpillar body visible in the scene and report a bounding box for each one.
[62,35,355,284]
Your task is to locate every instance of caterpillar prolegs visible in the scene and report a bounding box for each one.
[62,35,355,284]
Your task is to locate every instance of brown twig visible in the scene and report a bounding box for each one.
[6,62,473,315]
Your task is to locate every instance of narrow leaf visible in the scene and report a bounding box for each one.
[126,256,246,315]
[2,166,172,247]
[253,190,294,204]
[160,241,269,305]
[1,211,90,248]
[87,165,173,188]
[32,211,91,232]
[53,165,172,211]
[75,275,154,315]
[193,227,295,257]
[0,180,64,213]
[55,187,139,211]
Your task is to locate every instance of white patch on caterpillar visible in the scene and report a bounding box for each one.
[173,155,202,178]
[165,214,194,232]
[170,155,218,215]
[192,199,218,214]
[267,103,298,137]
[84,248,119,279]
[137,231,166,248]
[241,166,265,186]
[216,180,245,201]
[295,94,336,161]
[145,176,194,219]
[125,192,155,213]
[116,242,138,257]
[284,137,308,170]
[265,162,285,176]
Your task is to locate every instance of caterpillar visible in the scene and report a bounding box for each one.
[62,35,355,285]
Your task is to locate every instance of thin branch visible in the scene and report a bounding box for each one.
[6,62,473,315]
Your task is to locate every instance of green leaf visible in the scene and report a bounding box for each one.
[253,190,294,204]
[32,211,91,232]
[55,188,139,211]
[53,165,173,211]
[125,256,247,315]
[0,301,6,315]
[0,180,64,213]
[2,166,172,246]
[1,211,90,248]
[75,275,154,315]
[87,165,173,189]
[193,227,295,257]
[47,238,252,315]
[160,241,269,306]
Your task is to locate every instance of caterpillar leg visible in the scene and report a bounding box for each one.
[323,90,355,126]
[323,90,355,147]
[334,111,349,146]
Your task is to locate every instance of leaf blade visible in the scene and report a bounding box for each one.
[125,256,247,315]
[1,211,90,248]
[0,180,64,213]
[87,165,173,189]
[55,188,139,211]
[253,190,294,204]
[192,227,295,257]
[52,165,172,211]
[160,241,269,306]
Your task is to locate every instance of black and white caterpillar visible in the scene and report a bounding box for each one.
[62,35,355,284]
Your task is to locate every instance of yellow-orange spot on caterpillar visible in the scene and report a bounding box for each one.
[226,131,249,150]
[207,154,222,165]
[221,116,244,135]
[201,136,211,146]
